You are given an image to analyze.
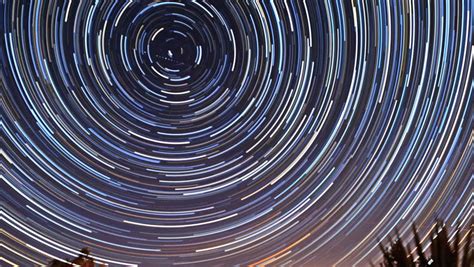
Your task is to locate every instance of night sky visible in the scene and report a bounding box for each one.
[1,0,473,266]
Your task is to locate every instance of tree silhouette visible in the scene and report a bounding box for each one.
[376,221,473,267]
[48,247,95,267]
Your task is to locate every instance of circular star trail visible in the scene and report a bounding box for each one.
[1,0,473,266]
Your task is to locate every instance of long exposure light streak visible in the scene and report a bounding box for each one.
[1,0,473,266]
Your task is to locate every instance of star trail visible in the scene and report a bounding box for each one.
[1,0,473,266]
